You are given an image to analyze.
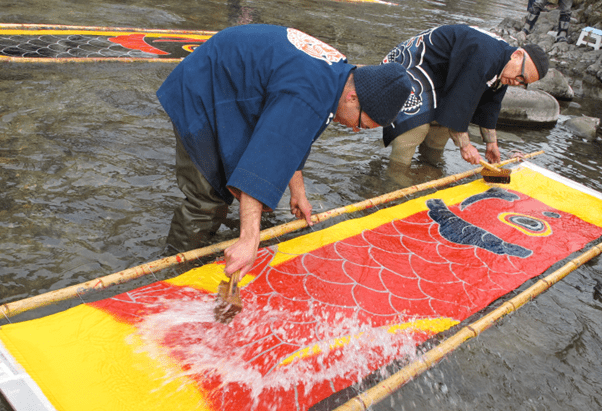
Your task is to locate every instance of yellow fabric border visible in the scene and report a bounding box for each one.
[168,166,602,287]
[166,263,255,293]
[278,317,459,366]
[507,167,602,226]
[0,305,207,411]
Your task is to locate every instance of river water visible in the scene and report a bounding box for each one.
[1,0,602,410]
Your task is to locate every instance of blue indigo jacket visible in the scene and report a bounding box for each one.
[157,24,353,209]
[382,25,516,146]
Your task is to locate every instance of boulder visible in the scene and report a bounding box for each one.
[529,68,574,100]
[497,87,560,127]
[563,116,601,140]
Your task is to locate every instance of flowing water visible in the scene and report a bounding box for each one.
[1,0,602,410]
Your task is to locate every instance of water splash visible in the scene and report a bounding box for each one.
[131,291,419,410]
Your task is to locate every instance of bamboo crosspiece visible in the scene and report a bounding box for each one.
[0,151,543,319]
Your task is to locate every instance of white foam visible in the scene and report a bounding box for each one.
[131,295,418,408]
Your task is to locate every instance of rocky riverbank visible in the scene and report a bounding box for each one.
[493,0,602,99]
[488,0,602,139]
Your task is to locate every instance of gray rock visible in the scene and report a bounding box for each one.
[498,87,560,127]
[563,116,601,140]
[529,68,574,100]
[571,79,585,98]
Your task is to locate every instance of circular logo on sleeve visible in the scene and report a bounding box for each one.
[286,28,345,65]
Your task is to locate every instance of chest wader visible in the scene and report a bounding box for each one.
[166,125,229,253]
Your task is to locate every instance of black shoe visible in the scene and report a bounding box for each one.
[555,35,568,43]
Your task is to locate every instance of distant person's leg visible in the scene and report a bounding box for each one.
[556,0,573,43]
[522,0,547,34]
[386,123,430,186]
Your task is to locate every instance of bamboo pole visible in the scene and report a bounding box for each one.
[0,22,216,35]
[0,152,542,319]
[333,240,602,411]
[0,56,186,64]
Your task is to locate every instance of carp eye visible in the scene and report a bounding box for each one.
[498,213,552,236]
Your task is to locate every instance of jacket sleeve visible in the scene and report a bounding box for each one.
[226,93,326,210]
[470,86,507,129]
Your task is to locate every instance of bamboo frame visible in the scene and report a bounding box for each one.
[333,240,602,411]
[0,55,186,64]
[0,23,215,33]
[0,152,542,319]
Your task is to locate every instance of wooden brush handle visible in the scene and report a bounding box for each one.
[479,160,502,172]
[228,270,241,296]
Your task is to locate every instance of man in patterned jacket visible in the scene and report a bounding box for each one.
[157,24,411,280]
[381,25,548,169]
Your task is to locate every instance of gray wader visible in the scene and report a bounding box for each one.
[166,126,229,253]
[389,122,450,166]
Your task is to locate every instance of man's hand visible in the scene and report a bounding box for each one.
[449,129,482,165]
[480,127,501,164]
[485,142,501,164]
[288,170,313,226]
[223,192,262,280]
[459,144,481,165]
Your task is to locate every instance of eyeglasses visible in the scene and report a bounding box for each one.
[357,106,363,129]
[490,55,529,91]
[516,55,528,89]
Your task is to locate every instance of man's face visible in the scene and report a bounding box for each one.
[333,92,380,132]
[500,51,539,87]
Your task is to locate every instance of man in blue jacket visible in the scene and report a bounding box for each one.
[381,25,548,169]
[157,24,411,281]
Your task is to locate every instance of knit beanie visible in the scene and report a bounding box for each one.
[354,64,412,127]
[522,43,549,80]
